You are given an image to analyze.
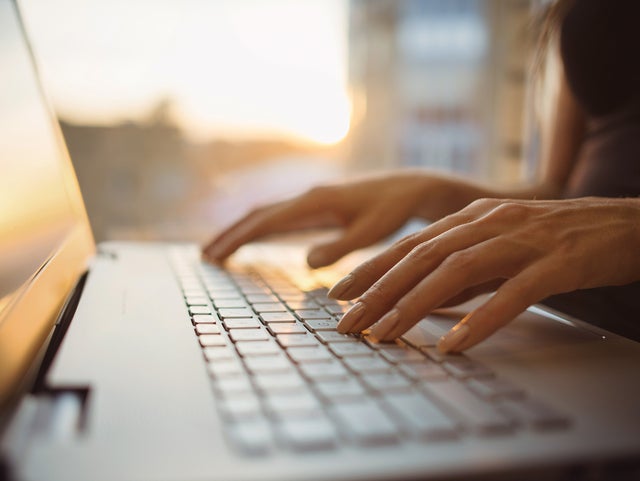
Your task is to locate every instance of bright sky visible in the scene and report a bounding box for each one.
[20,0,351,145]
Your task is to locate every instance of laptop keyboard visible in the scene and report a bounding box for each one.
[171,253,569,454]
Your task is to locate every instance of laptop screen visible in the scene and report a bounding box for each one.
[0,0,94,407]
[0,0,82,317]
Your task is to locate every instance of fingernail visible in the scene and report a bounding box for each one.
[337,302,365,333]
[328,274,354,299]
[437,323,470,353]
[370,309,400,340]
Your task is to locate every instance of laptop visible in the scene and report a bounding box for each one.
[1,1,639,480]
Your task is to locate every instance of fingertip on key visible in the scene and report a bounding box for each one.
[336,302,365,333]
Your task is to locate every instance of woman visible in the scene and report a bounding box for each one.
[203,0,640,352]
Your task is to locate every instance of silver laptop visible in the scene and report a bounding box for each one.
[1,1,639,480]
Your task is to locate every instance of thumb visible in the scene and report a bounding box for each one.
[306,208,408,268]
[306,242,344,268]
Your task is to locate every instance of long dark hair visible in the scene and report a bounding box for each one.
[532,0,575,73]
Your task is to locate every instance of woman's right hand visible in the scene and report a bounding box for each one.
[202,171,464,268]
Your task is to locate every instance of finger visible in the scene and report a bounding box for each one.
[306,205,411,268]
[329,208,485,300]
[437,279,504,308]
[366,237,534,341]
[336,221,509,335]
[437,262,557,353]
[203,196,338,262]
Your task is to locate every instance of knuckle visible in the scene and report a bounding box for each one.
[488,202,529,221]
[469,197,499,211]
[440,249,476,272]
[408,240,440,264]
[390,232,425,256]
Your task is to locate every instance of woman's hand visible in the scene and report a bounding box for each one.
[203,171,465,268]
[330,197,640,352]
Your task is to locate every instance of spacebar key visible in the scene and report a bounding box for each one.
[331,400,400,446]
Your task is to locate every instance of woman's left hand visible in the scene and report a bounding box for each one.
[330,197,640,352]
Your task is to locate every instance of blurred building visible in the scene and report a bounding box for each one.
[347,0,533,184]
[58,0,538,242]
[61,101,342,242]
[61,102,189,241]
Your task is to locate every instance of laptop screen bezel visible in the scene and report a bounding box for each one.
[0,0,95,411]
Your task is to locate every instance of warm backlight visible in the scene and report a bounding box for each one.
[21,0,351,145]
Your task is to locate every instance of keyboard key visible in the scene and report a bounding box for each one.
[287,346,334,363]
[325,304,350,315]
[213,376,254,396]
[278,292,307,302]
[399,362,448,381]
[331,400,400,445]
[314,379,367,401]
[277,334,320,347]
[182,289,206,298]
[213,298,248,309]
[264,391,321,417]
[252,302,287,313]
[227,419,272,455]
[244,355,294,374]
[343,356,393,374]
[181,281,202,291]
[261,312,297,323]
[420,346,464,363]
[236,340,281,356]
[315,331,359,344]
[192,314,219,324]
[203,346,237,361]
[304,319,339,332]
[208,288,241,299]
[298,360,350,381]
[286,300,320,310]
[401,324,441,348]
[208,359,245,377]
[382,391,459,440]
[246,294,279,304]
[277,416,338,451]
[294,309,331,320]
[253,372,306,392]
[329,343,374,358]
[218,393,262,420]
[223,318,261,329]
[229,329,270,342]
[199,334,228,347]
[195,324,221,335]
[443,359,494,379]
[377,345,427,364]
[238,285,271,296]
[269,323,308,335]
[422,380,514,435]
[360,372,413,393]
[219,308,254,319]
[185,296,209,306]
[189,305,212,315]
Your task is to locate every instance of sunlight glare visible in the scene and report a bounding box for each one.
[21,0,351,145]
